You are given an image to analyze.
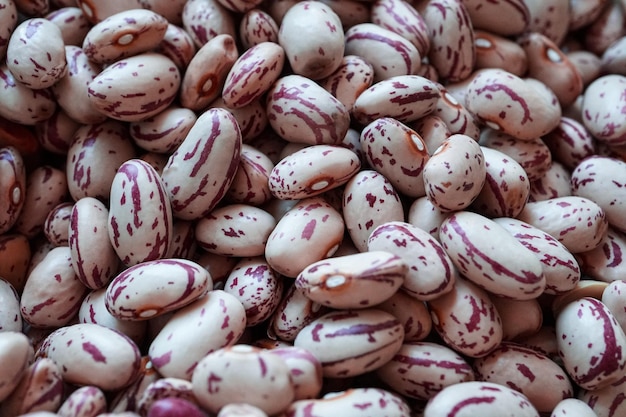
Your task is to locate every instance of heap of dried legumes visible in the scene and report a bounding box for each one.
[1,0,626,415]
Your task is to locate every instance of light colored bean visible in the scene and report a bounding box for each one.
[440,211,546,299]
[0,63,56,125]
[0,233,31,292]
[524,0,570,45]
[528,161,572,202]
[0,331,32,402]
[460,0,529,36]
[551,398,598,417]
[320,55,374,113]
[0,0,17,60]
[268,284,329,342]
[576,226,626,283]
[542,116,597,170]
[136,377,197,416]
[602,280,626,332]
[225,144,274,206]
[156,23,197,70]
[582,74,626,146]
[45,6,90,46]
[181,0,236,48]
[370,0,430,56]
[0,146,25,234]
[268,346,323,400]
[35,109,80,155]
[294,308,404,378]
[57,386,107,417]
[556,297,626,390]
[129,106,197,154]
[238,8,279,50]
[74,0,141,24]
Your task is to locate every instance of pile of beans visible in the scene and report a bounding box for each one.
[0,0,626,416]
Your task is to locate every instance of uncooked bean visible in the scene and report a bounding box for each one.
[149,290,246,380]
[518,195,608,253]
[582,74,626,145]
[473,30,528,76]
[542,116,597,170]
[82,9,168,64]
[179,34,239,111]
[136,377,196,416]
[129,106,197,154]
[433,85,481,139]
[37,323,141,391]
[269,144,360,200]
[601,36,626,75]
[161,107,242,220]
[423,381,540,417]
[0,63,57,125]
[370,0,429,56]
[352,75,440,125]
[459,0,529,36]
[0,146,25,234]
[294,308,404,378]
[0,233,31,292]
[439,211,545,299]
[528,161,572,202]
[295,251,406,309]
[78,288,147,346]
[108,159,173,266]
[584,3,625,56]
[0,331,32,402]
[265,196,344,278]
[181,0,235,48]
[21,246,87,328]
[74,0,141,24]
[223,256,283,326]
[35,109,80,155]
[550,398,598,417]
[57,386,107,417]
[87,52,181,122]
[266,74,350,145]
[524,0,570,45]
[268,284,329,342]
[423,134,485,211]
[376,341,475,401]
[45,6,90,46]
[576,226,626,283]
[108,357,160,413]
[377,289,432,342]
[156,23,197,70]
[602,280,626,331]
[51,46,107,125]
[6,18,67,89]
[238,8,279,50]
[556,297,626,390]
[465,69,562,140]
[320,55,374,112]
[368,221,457,301]
[278,1,344,80]
[0,0,17,60]
[105,258,211,321]
[267,346,323,400]
[493,217,580,295]
[0,358,63,416]
[42,201,71,247]
[191,344,295,415]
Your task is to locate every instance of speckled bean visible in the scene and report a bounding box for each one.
[0,358,63,416]
[470,146,530,218]
[602,280,626,332]
[6,18,67,89]
[295,251,406,309]
[572,156,626,232]
[582,75,626,145]
[57,386,107,417]
[518,195,609,253]
[542,116,596,170]
[368,221,457,301]
[473,30,528,76]
[294,308,404,377]
[410,115,451,154]
[192,344,295,414]
[74,0,142,24]
[0,146,25,234]
[342,169,404,252]
[376,341,474,401]
[108,357,159,413]
[181,0,236,48]
[601,36,626,75]
[0,278,21,332]
[352,75,440,125]
[439,211,545,299]
[493,217,580,295]
[556,297,626,390]
[287,388,410,416]
[136,377,197,416]
[0,233,31,292]
[278,1,344,80]
[265,196,344,277]
[225,144,274,205]
[223,256,283,326]
[42,201,71,246]
[490,296,543,341]
[433,85,481,139]
[79,288,147,346]
[45,6,90,46]
[161,107,242,220]
[82,9,168,64]
[423,381,539,417]
[465,69,562,140]
[576,226,626,283]
[528,161,572,202]
[320,55,374,112]
[0,0,17,60]
[268,284,328,342]
[20,246,88,328]
[218,403,268,417]
[156,23,197,70]
[105,258,211,321]
[423,133,486,211]
[474,342,573,413]
[266,74,350,145]
[421,0,475,82]
[551,398,598,417]
[88,52,181,122]
[371,0,429,56]
[149,290,246,380]
[427,277,503,357]
[0,63,56,125]
[108,159,173,266]
[238,8,279,49]
[377,289,432,342]
[129,106,196,154]
[37,323,142,391]
[0,331,31,402]
[179,34,238,111]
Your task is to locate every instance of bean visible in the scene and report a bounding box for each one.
[268,283,329,342]
[45,6,90,46]
[582,74,626,146]
[181,0,235,48]
[0,146,26,234]
[129,106,197,154]
[0,63,57,125]
[0,331,32,402]
[238,8,279,50]
[0,0,17,60]
[57,386,107,417]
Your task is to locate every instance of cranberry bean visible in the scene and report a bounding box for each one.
[294,308,404,378]
[423,381,540,417]
[582,75,626,146]
[551,398,598,417]
[57,386,107,417]
[82,9,168,64]
[368,221,457,300]
[584,3,625,56]
[265,196,344,277]
[0,358,63,416]
[377,289,432,342]
[602,280,626,332]
[161,107,242,220]
[528,161,572,202]
[269,284,329,342]
[108,357,160,413]
[74,0,142,24]
[238,8,279,50]
[320,55,374,112]
[0,331,32,402]
[45,7,90,46]
[371,0,429,56]
[490,296,543,341]
[0,278,21,332]
[37,323,142,391]
[0,233,31,292]
[181,0,236,48]
[149,290,246,380]
[352,75,440,125]
[0,146,26,234]
[156,24,197,70]
[576,226,626,283]
[465,69,562,140]
[411,115,451,154]
[217,403,268,417]
[474,30,528,77]
[129,106,196,154]
[35,109,80,155]
[524,0,570,45]
[433,85,481,139]
[601,36,626,75]
[6,18,67,89]
[556,297,626,390]
[137,377,197,416]
[0,63,57,125]
[460,0,529,36]
[543,117,597,170]
[179,34,239,111]
[192,344,295,415]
